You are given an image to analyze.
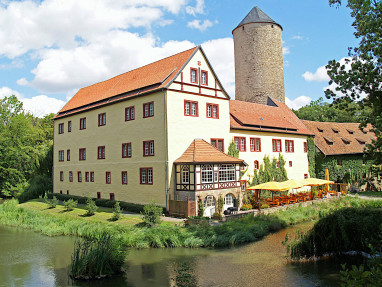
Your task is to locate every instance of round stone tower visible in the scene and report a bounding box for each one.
[232,6,285,104]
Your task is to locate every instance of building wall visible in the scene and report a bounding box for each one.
[53,91,167,206]
[229,130,310,182]
[233,23,285,104]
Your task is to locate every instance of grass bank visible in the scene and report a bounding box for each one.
[1,197,380,249]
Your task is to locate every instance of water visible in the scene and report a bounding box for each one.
[0,224,350,287]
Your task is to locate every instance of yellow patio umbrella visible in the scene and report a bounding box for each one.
[324,169,330,192]
[281,179,306,194]
[300,177,334,186]
[248,181,290,191]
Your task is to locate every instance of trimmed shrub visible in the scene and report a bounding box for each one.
[141,201,163,227]
[64,199,78,211]
[85,197,98,216]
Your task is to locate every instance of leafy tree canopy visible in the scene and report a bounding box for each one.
[325,0,382,163]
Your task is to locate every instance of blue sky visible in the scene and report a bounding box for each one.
[0,0,357,116]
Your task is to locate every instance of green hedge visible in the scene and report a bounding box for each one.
[47,193,165,214]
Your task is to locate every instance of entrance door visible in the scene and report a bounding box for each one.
[204,195,216,217]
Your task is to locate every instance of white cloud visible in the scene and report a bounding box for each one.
[186,0,205,16]
[17,78,28,86]
[0,86,65,117]
[285,95,312,110]
[302,65,330,82]
[292,35,303,40]
[282,46,290,55]
[187,19,216,31]
[201,38,235,97]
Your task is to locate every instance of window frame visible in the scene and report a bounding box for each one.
[69,171,73,182]
[58,123,64,134]
[60,171,64,182]
[143,140,155,157]
[85,172,89,182]
[98,113,106,127]
[110,193,115,201]
[77,171,82,182]
[289,161,293,167]
[143,102,154,118]
[210,138,224,152]
[90,171,95,182]
[67,149,71,161]
[254,160,259,170]
[218,164,235,182]
[272,139,282,152]
[140,167,153,185]
[285,140,295,153]
[68,121,72,132]
[80,117,86,130]
[234,137,246,152]
[190,68,198,84]
[58,150,64,162]
[206,103,219,119]
[97,146,106,160]
[304,142,308,153]
[184,100,199,117]
[106,171,111,184]
[122,142,132,158]
[79,148,86,161]
[121,171,128,185]
[250,138,261,152]
[201,70,208,86]
[125,106,135,121]
[97,192,101,199]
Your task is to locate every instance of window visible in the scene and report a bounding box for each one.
[276,161,280,168]
[143,140,154,156]
[224,194,233,205]
[304,174,308,179]
[201,165,213,183]
[85,172,89,182]
[125,106,135,121]
[69,171,73,182]
[190,68,198,83]
[241,180,247,192]
[68,121,72,132]
[78,171,82,182]
[59,150,64,162]
[80,118,86,130]
[272,139,282,152]
[97,192,101,199]
[304,142,308,153]
[122,143,132,158]
[106,172,111,184]
[67,190,69,195]
[90,172,94,182]
[121,171,128,185]
[219,164,235,182]
[140,168,153,184]
[98,146,105,159]
[250,138,261,152]
[211,138,224,152]
[67,149,70,161]
[98,113,106,126]
[234,137,246,151]
[254,160,259,170]
[201,70,208,85]
[204,196,215,207]
[60,171,64,181]
[332,128,339,134]
[60,190,63,194]
[58,123,64,134]
[206,103,219,119]
[79,148,86,161]
[337,159,342,166]
[110,193,115,201]
[289,161,293,167]
[143,102,154,118]
[285,140,294,153]
[184,100,198,116]
[181,166,189,184]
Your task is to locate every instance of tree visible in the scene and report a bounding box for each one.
[325,0,382,164]
[227,140,239,158]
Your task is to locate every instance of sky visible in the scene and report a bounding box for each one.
[0,0,358,117]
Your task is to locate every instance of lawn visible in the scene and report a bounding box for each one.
[357,191,382,197]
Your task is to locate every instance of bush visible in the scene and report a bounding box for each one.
[212,212,222,221]
[85,197,98,216]
[141,201,162,227]
[111,202,121,221]
[70,233,126,280]
[64,199,78,211]
[197,198,205,217]
[18,175,52,203]
[240,204,252,211]
[44,194,58,208]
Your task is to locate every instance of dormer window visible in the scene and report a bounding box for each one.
[324,137,334,145]
[342,138,351,145]
[347,129,354,134]
[318,128,324,132]
[332,128,339,134]
[356,139,366,145]
[190,68,198,84]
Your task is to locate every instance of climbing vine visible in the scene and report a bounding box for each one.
[307,136,316,178]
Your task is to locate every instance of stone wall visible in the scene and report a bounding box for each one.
[233,22,285,104]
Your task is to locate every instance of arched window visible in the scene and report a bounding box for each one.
[181,166,189,184]
[254,160,259,170]
[224,194,234,205]
[204,195,215,207]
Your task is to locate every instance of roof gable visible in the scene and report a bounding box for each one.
[56,46,198,118]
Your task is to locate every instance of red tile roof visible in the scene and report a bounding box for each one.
[55,46,198,119]
[302,120,375,155]
[229,99,314,136]
[174,139,244,164]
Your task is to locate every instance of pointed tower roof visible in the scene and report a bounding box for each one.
[234,6,282,31]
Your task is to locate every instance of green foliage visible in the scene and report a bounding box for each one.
[197,198,205,217]
[293,97,371,123]
[217,196,224,214]
[64,199,78,211]
[18,173,52,203]
[250,154,288,185]
[307,136,316,178]
[212,212,222,221]
[340,264,382,287]
[227,140,239,158]
[85,197,98,216]
[49,196,58,208]
[325,0,382,165]
[140,201,162,227]
[70,233,126,279]
[316,153,373,183]
[111,202,122,221]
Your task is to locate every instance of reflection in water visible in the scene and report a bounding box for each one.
[0,223,346,287]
